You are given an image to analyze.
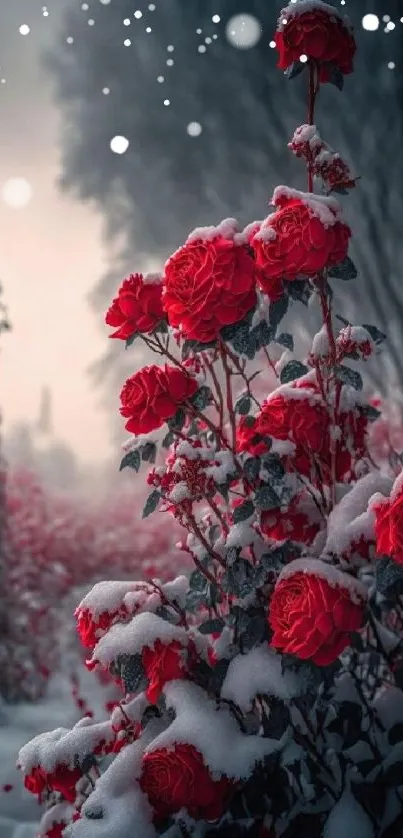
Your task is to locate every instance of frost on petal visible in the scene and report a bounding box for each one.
[90,612,189,669]
[278,558,367,604]
[325,473,393,557]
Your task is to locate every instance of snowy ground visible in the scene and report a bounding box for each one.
[0,667,104,838]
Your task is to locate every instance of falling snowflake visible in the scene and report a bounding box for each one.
[225,14,262,49]
[187,122,203,137]
[362,14,379,31]
[110,136,129,154]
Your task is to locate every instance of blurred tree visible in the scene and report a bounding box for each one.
[47,0,403,415]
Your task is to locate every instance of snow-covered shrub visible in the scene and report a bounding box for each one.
[1,469,184,702]
[19,3,403,835]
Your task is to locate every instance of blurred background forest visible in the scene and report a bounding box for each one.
[0,1,402,833]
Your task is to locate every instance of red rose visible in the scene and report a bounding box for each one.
[120,364,198,435]
[275,7,356,83]
[261,494,322,546]
[252,195,350,285]
[238,382,367,484]
[48,765,82,803]
[105,273,164,340]
[269,565,365,665]
[76,607,126,650]
[140,743,233,820]
[142,639,191,704]
[44,824,66,838]
[163,235,257,343]
[375,484,403,564]
[24,765,47,797]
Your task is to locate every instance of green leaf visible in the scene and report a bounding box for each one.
[235,393,251,415]
[141,442,157,463]
[167,408,185,431]
[269,296,288,330]
[335,365,363,391]
[125,332,138,348]
[262,454,285,481]
[287,279,311,306]
[336,314,351,327]
[329,256,357,281]
[361,404,381,423]
[362,324,387,345]
[243,456,261,481]
[162,430,174,448]
[119,449,141,473]
[191,385,212,410]
[280,360,309,384]
[142,489,161,518]
[198,617,225,635]
[284,61,306,81]
[327,63,344,91]
[276,332,294,352]
[254,485,281,511]
[250,321,274,351]
[233,500,255,524]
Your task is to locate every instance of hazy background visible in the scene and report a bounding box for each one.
[1,0,402,486]
[1,0,112,476]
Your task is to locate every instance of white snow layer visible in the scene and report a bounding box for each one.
[221,645,299,709]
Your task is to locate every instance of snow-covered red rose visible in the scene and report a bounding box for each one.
[375,474,403,565]
[142,639,194,704]
[163,220,257,343]
[237,377,367,484]
[275,1,356,83]
[105,272,165,340]
[119,364,198,434]
[251,188,350,288]
[269,559,366,665]
[139,743,234,820]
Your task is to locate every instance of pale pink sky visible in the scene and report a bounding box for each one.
[1,0,114,463]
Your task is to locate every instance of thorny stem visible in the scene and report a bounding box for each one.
[205,356,225,428]
[219,338,237,449]
[188,513,226,570]
[148,580,188,627]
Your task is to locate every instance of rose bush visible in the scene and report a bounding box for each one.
[19,4,403,837]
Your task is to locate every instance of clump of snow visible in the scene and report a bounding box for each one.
[206,450,236,484]
[271,186,343,228]
[167,481,191,504]
[253,223,277,243]
[185,218,240,244]
[221,645,299,710]
[142,272,162,285]
[311,325,330,358]
[278,558,367,604]
[324,473,392,557]
[18,719,115,774]
[66,738,158,838]
[389,468,403,501]
[235,220,263,245]
[323,791,374,838]
[90,612,189,668]
[278,1,344,32]
[226,522,257,549]
[146,681,287,780]
[290,123,323,150]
